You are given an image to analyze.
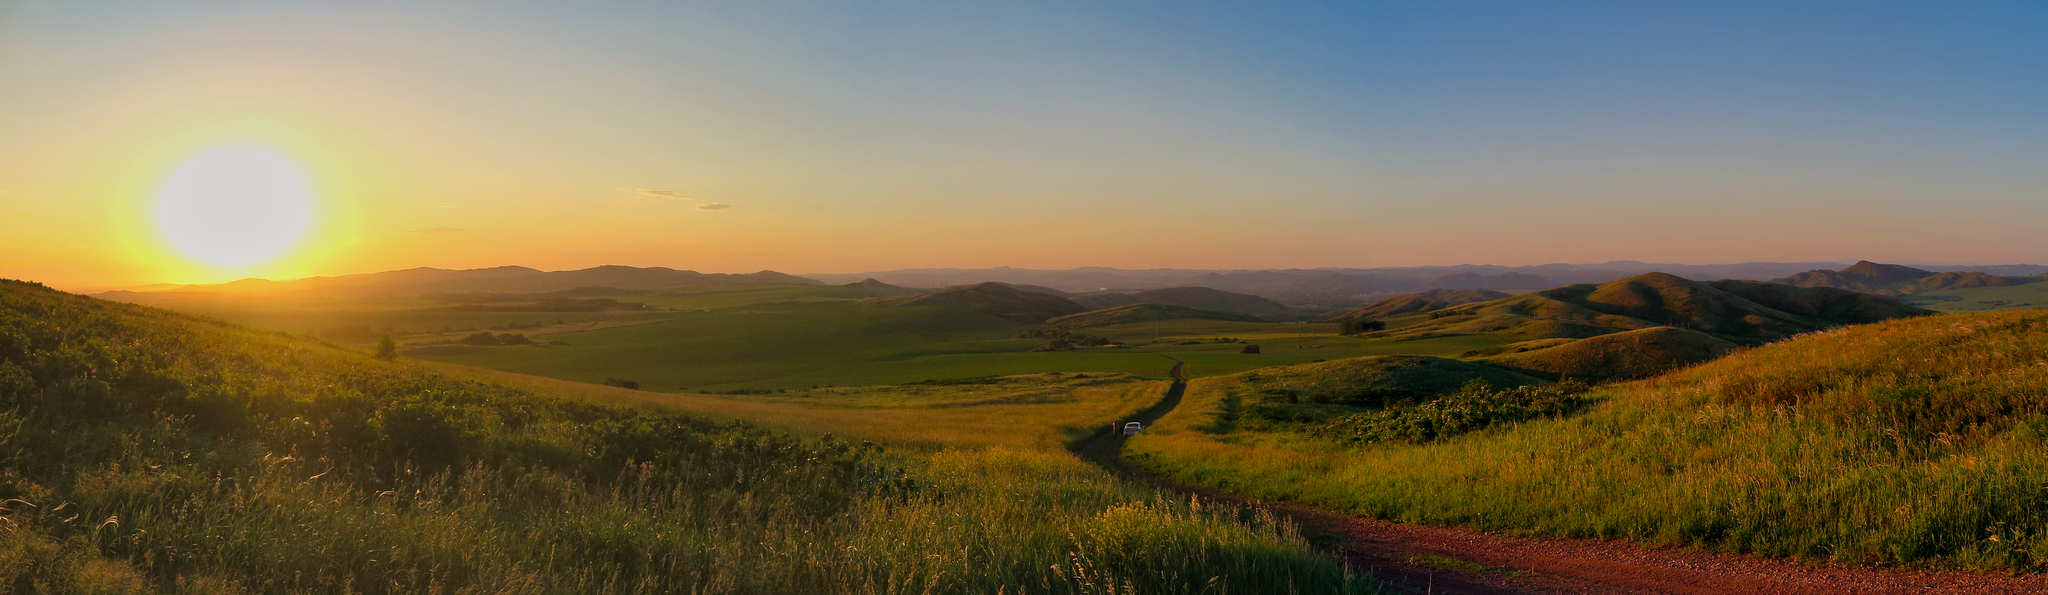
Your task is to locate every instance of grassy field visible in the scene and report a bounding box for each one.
[1900,275,2048,312]
[414,300,1503,390]
[5,280,1374,593]
[102,285,1508,392]
[1129,310,2048,571]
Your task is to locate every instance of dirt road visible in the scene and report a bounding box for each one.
[1070,363,2048,595]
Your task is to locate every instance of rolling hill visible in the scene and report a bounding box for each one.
[814,278,923,298]
[1479,326,1739,381]
[869,282,1088,323]
[1382,272,1931,344]
[1069,286,1296,318]
[1337,288,1511,319]
[1047,303,1262,327]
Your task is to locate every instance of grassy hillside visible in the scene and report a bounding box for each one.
[1130,310,2048,571]
[1337,289,1510,319]
[1900,275,2048,313]
[871,282,1088,323]
[1049,303,1262,327]
[1478,326,1738,381]
[0,279,1370,593]
[1378,273,1929,344]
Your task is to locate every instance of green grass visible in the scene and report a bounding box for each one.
[1128,310,2048,571]
[2,279,1374,593]
[107,286,1508,391]
[1900,276,2048,312]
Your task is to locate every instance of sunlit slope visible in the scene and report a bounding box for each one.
[1478,326,1738,381]
[1337,288,1509,319]
[1129,310,2048,570]
[0,279,1369,593]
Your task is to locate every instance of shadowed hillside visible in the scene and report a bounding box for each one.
[1382,272,1932,344]
[1479,326,1739,381]
[870,282,1088,323]
[1048,303,1261,327]
[1338,288,1510,319]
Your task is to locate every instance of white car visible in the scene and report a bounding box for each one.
[1122,422,1143,436]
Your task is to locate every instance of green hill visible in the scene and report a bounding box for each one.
[1383,272,1931,344]
[1480,326,1738,381]
[1048,303,1262,327]
[1337,288,1510,319]
[1069,287,1296,319]
[869,282,1088,323]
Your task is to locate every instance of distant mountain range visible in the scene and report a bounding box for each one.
[804,261,2048,298]
[89,260,2048,306]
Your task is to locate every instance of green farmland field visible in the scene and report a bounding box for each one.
[413,299,1504,391]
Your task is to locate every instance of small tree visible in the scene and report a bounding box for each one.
[1240,344,1261,354]
[374,334,398,361]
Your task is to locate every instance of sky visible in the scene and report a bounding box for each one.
[3,0,2048,287]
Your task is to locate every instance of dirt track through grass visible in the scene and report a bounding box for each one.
[1088,359,2048,594]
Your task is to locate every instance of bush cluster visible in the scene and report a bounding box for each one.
[1313,379,1593,445]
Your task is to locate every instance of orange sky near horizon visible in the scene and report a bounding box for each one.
[5,2,2047,289]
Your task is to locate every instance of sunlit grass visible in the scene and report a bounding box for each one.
[1130,311,2048,571]
[0,280,1373,593]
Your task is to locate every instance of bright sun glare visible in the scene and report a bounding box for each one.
[156,145,315,266]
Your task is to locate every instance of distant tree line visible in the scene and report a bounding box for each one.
[461,332,532,346]
[1338,319,1386,335]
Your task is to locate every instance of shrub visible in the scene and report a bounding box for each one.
[601,377,641,390]
[374,334,398,360]
[1239,344,1261,354]
[1313,378,1593,444]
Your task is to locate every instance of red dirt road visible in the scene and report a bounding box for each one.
[1079,363,2048,594]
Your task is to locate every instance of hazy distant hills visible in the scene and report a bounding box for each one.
[1380,272,1932,345]
[99,265,819,298]
[89,259,2048,307]
[804,261,2048,304]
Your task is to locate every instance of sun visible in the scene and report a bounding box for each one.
[155,145,316,266]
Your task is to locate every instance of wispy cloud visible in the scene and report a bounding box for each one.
[617,187,692,202]
[407,226,467,233]
[696,203,732,210]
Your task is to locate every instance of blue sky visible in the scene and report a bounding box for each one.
[3,1,2046,284]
